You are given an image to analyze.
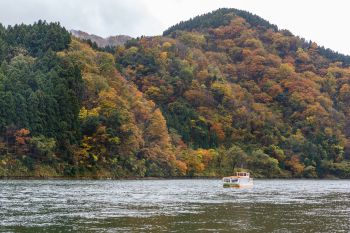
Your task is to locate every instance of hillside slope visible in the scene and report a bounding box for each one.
[0,22,184,178]
[58,39,184,177]
[115,8,350,178]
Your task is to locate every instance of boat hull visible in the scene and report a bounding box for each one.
[223,183,253,188]
[223,183,240,188]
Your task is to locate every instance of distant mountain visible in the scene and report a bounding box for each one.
[70,29,132,47]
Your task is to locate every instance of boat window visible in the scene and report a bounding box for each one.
[237,172,249,177]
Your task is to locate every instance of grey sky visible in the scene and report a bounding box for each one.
[0,0,349,55]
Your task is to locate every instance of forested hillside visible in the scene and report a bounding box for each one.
[0,21,84,176]
[115,8,350,178]
[0,22,184,178]
[1,8,350,178]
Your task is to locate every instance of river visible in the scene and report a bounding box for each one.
[0,179,349,232]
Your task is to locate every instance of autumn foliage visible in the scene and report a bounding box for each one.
[1,9,350,178]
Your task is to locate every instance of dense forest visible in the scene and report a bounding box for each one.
[1,8,350,178]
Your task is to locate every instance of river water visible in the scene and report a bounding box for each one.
[0,179,349,232]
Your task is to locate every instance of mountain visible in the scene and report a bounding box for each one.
[0,9,350,178]
[115,8,350,178]
[70,29,132,48]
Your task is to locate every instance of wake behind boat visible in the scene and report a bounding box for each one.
[222,172,253,188]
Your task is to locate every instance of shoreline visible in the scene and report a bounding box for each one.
[0,176,346,180]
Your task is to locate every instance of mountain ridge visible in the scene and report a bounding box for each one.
[163,8,350,65]
[70,29,132,48]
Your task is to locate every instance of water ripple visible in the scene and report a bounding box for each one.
[0,179,349,232]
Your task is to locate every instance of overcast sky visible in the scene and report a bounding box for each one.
[0,0,349,55]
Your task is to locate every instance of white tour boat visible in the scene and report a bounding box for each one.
[222,172,253,188]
